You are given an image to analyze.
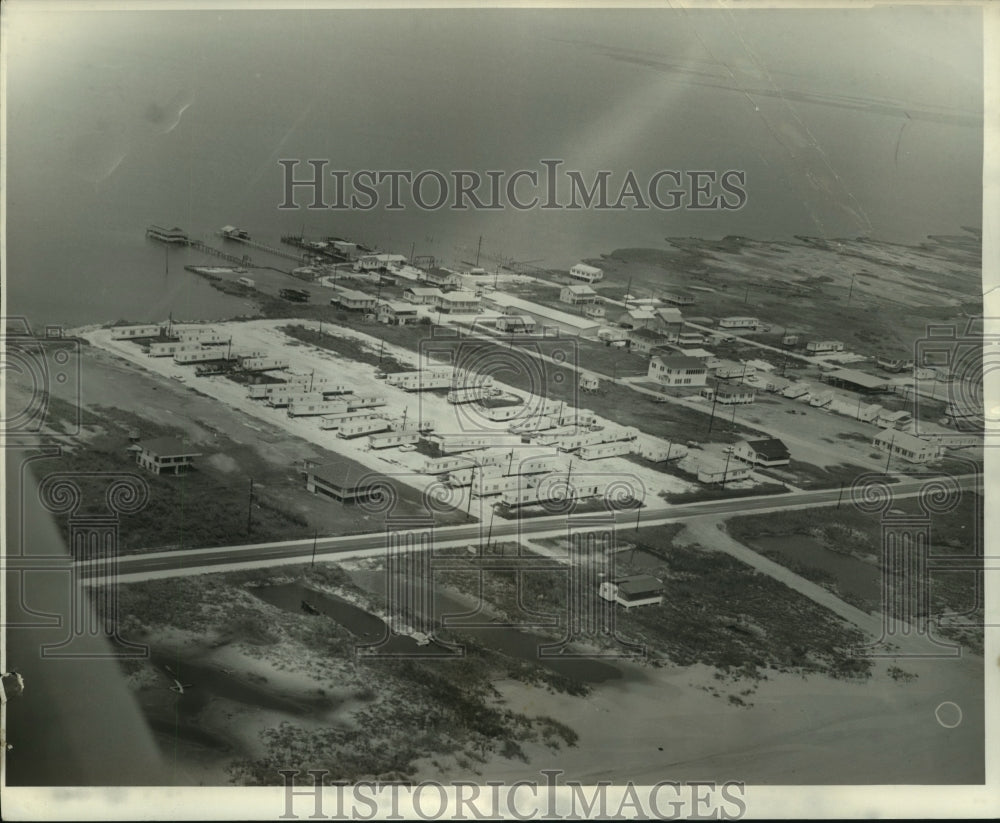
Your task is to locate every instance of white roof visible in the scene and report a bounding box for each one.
[564,284,596,294]
[406,286,443,296]
[493,294,601,330]
[439,290,479,302]
[874,429,932,448]
[572,263,602,273]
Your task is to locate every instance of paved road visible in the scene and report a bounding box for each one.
[70,473,980,580]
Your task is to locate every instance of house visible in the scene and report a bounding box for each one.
[331,240,358,259]
[377,300,419,325]
[653,307,684,334]
[435,291,481,313]
[110,324,163,340]
[648,355,707,387]
[132,438,202,475]
[404,286,443,305]
[872,429,941,464]
[330,288,378,312]
[305,460,374,502]
[486,294,601,338]
[695,457,753,484]
[875,408,913,429]
[700,385,755,405]
[709,359,755,380]
[497,314,535,334]
[617,308,658,330]
[732,438,791,467]
[676,331,705,347]
[583,305,606,321]
[806,340,845,354]
[598,575,663,609]
[662,293,695,306]
[718,316,759,330]
[560,284,598,305]
[629,327,675,355]
[496,315,537,334]
[421,267,464,288]
[569,263,603,283]
[579,374,601,392]
[357,253,407,271]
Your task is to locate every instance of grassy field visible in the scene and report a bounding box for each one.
[726,493,984,654]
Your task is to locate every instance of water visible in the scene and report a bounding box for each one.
[5,7,983,330]
[749,534,882,609]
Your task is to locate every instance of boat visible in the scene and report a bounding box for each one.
[301,600,320,615]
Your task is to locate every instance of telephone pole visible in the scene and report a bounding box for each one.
[246,478,255,537]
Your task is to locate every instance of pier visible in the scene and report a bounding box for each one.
[220,231,309,264]
[190,240,254,266]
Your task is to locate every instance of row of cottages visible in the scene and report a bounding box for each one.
[560,284,598,305]
[357,253,407,271]
[732,438,791,467]
[496,315,537,334]
[872,429,942,464]
[568,263,603,283]
[401,287,482,313]
[648,355,708,387]
[662,293,695,307]
[700,385,756,405]
[330,288,378,312]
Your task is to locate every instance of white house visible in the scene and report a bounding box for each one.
[435,291,481,313]
[873,429,941,464]
[403,286,443,305]
[695,457,753,484]
[648,355,707,387]
[132,438,202,475]
[732,438,791,467]
[357,253,407,271]
[718,316,759,330]
[560,284,598,305]
[569,263,603,283]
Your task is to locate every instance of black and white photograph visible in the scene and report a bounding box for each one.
[1,1,996,819]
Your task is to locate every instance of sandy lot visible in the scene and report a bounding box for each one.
[81,320,696,508]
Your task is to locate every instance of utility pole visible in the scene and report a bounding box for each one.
[885,433,894,474]
[707,383,720,436]
[722,449,733,489]
[624,276,632,310]
[378,339,385,363]
[309,368,315,393]
[836,481,845,509]
[246,478,255,537]
[848,273,858,303]
[475,235,482,268]
[311,530,318,567]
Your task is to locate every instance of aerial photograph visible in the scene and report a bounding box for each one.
[2,2,995,820]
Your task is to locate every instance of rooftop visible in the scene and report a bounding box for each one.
[652,355,706,370]
[138,437,202,457]
[613,574,663,596]
[825,368,888,390]
[564,284,596,294]
[743,437,790,459]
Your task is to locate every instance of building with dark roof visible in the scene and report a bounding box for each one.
[822,368,888,393]
[598,575,664,608]
[305,460,377,503]
[732,438,791,467]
